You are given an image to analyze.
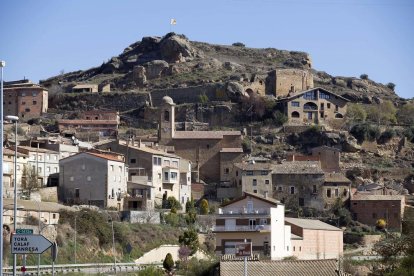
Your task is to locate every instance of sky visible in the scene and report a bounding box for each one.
[0,0,413,99]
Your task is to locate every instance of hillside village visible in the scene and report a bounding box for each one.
[2,33,414,275]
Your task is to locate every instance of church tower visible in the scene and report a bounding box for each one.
[159,96,175,143]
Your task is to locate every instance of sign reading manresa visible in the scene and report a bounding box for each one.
[235,242,252,257]
[11,234,53,254]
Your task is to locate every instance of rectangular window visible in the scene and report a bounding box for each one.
[33,101,37,105]
[312,185,317,194]
[290,186,295,194]
[253,190,257,194]
[171,172,177,179]
[164,160,171,166]
[261,170,267,175]
[265,179,270,185]
[327,103,331,109]
[38,167,42,173]
[110,165,114,171]
[252,179,257,186]
[327,188,332,198]
[172,161,178,168]
[277,186,283,192]
[131,158,136,164]
[164,172,169,180]
[54,167,58,173]
[224,168,230,174]
[246,171,253,176]
[291,101,300,107]
[75,188,79,198]
[46,167,50,172]
[335,188,339,197]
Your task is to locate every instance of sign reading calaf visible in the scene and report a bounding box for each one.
[11,234,53,254]
[235,242,252,257]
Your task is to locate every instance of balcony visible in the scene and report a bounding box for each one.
[214,225,271,232]
[218,208,270,216]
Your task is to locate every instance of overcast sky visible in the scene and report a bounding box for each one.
[0,0,413,99]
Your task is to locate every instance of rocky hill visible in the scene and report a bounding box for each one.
[40,33,401,104]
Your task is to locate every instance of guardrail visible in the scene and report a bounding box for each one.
[2,262,162,275]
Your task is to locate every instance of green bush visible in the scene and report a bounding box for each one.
[163,196,182,210]
[386,82,396,91]
[378,129,396,144]
[200,199,209,215]
[350,123,380,143]
[272,110,288,126]
[179,229,199,255]
[232,42,245,47]
[360,74,369,80]
[163,253,174,272]
[138,265,164,276]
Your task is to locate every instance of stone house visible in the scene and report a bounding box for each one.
[272,161,326,210]
[158,96,243,183]
[72,84,98,93]
[272,68,314,97]
[350,193,405,231]
[17,146,60,187]
[311,146,341,173]
[214,192,291,260]
[3,79,48,120]
[232,161,275,199]
[95,140,190,209]
[323,173,351,207]
[59,151,128,210]
[3,198,74,225]
[2,148,28,198]
[277,87,349,124]
[57,110,120,137]
[286,217,343,260]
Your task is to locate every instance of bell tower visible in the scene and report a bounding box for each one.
[159,96,175,143]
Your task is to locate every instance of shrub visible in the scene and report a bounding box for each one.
[163,253,174,272]
[350,123,380,143]
[376,219,387,230]
[232,42,245,47]
[179,229,199,255]
[360,74,369,80]
[397,104,414,125]
[378,129,396,144]
[386,82,396,91]
[164,212,180,227]
[138,265,164,276]
[163,196,182,210]
[200,199,209,215]
[272,110,288,126]
[346,103,367,123]
[186,198,195,213]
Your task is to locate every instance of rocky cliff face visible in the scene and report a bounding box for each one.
[41,32,401,103]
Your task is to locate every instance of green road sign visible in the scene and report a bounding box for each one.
[16,229,34,235]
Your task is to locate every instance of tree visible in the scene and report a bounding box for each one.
[360,74,369,80]
[21,165,38,195]
[397,103,414,125]
[345,103,367,123]
[372,234,409,274]
[178,229,199,255]
[200,199,209,215]
[163,253,174,272]
[186,198,195,213]
[386,82,396,91]
[163,196,182,210]
[366,101,397,125]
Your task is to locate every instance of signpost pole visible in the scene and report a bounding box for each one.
[244,239,247,276]
[22,255,26,276]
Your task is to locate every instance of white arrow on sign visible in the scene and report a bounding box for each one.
[11,234,53,254]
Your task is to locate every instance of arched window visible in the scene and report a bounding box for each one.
[164,110,170,122]
[335,113,344,118]
[291,111,300,118]
[303,102,318,110]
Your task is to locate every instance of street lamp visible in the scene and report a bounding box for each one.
[0,59,6,276]
[5,115,19,276]
[108,217,116,273]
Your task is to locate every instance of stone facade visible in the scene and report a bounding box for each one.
[158,96,243,183]
[350,194,405,231]
[278,87,349,125]
[2,148,28,198]
[3,80,48,120]
[311,146,341,173]
[273,69,314,97]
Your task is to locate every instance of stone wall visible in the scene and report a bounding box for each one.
[121,210,161,224]
[38,187,58,202]
[271,69,314,97]
[150,83,229,106]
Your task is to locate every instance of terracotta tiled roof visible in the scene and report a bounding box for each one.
[325,173,351,184]
[3,148,28,157]
[273,161,324,174]
[285,217,342,231]
[222,191,280,207]
[220,148,243,153]
[173,130,241,139]
[17,146,58,154]
[86,152,124,162]
[58,119,118,125]
[220,259,342,276]
[234,162,275,171]
[351,194,404,201]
